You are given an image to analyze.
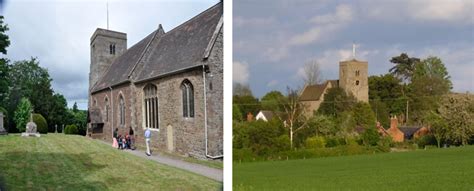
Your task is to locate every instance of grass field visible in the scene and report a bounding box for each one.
[234,147,474,190]
[0,134,221,190]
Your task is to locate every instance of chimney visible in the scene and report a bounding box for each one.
[247,112,254,122]
[390,115,398,129]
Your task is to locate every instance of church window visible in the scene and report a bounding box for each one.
[355,70,360,76]
[144,84,159,129]
[119,95,125,125]
[110,44,116,55]
[356,80,360,85]
[105,97,109,122]
[109,44,113,54]
[181,80,194,118]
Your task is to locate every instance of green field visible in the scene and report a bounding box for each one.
[234,147,474,190]
[0,134,221,190]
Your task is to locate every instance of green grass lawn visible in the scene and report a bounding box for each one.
[0,134,221,190]
[234,147,474,190]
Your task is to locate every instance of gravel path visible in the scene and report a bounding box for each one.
[124,149,223,182]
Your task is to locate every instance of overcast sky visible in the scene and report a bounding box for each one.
[234,0,474,98]
[2,0,218,110]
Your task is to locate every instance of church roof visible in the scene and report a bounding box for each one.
[91,2,223,93]
[299,80,338,101]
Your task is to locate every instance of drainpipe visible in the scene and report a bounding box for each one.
[110,87,114,141]
[203,65,223,159]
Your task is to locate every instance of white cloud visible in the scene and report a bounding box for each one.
[233,61,250,84]
[234,16,275,28]
[263,46,289,62]
[289,4,354,46]
[364,0,473,24]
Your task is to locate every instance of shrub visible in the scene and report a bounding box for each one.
[13,98,32,132]
[274,135,291,151]
[65,124,79,135]
[32,113,48,134]
[361,127,380,146]
[377,136,393,152]
[416,134,437,148]
[326,137,344,147]
[305,136,326,149]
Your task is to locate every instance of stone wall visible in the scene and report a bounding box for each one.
[339,59,368,102]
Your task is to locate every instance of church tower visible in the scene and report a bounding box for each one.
[338,45,368,102]
[89,29,127,91]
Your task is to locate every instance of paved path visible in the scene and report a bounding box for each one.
[124,149,223,182]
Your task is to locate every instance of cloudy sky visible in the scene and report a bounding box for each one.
[234,0,474,98]
[2,0,218,109]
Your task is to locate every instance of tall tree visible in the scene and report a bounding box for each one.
[280,87,307,148]
[352,102,376,129]
[389,53,420,83]
[14,98,32,132]
[233,83,253,96]
[0,16,10,107]
[260,90,285,112]
[423,111,447,148]
[368,74,406,115]
[301,60,323,86]
[318,87,357,117]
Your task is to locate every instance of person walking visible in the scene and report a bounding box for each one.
[129,126,135,150]
[144,127,151,156]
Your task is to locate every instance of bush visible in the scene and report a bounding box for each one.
[361,127,380,146]
[32,113,48,134]
[377,136,393,152]
[416,134,437,148]
[65,124,78,135]
[305,136,326,149]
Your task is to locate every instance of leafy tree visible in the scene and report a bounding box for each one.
[318,87,357,117]
[0,16,10,54]
[233,95,260,120]
[246,120,284,155]
[305,136,326,149]
[361,127,380,146]
[352,102,376,129]
[260,90,284,112]
[13,98,32,132]
[72,102,79,113]
[389,53,420,83]
[368,74,406,115]
[438,94,474,145]
[33,113,48,134]
[295,114,336,147]
[65,124,79,135]
[409,56,452,123]
[369,99,390,128]
[233,104,243,121]
[423,111,447,148]
[233,83,253,96]
[69,109,87,135]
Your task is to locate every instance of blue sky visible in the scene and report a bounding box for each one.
[1,0,219,109]
[233,0,474,98]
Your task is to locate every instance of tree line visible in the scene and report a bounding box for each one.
[233,53,474,161]
[0,16,86,135]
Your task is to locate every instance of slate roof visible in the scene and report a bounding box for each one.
[299,80,338,101]
[399,126,422,139]
[91,2,223,93]
[133,2,223,83]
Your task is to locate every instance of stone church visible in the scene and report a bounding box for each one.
[87,3,223,159]
[300,56,368,116]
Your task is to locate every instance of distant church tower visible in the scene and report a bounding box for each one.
[338,44,368,102]
[89,29,127,91]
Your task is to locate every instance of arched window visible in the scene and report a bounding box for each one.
[109,44,113,54]
[144,84,159,129]
[181,80,194,118]
[105,97,109,122]
[119,95,125,125]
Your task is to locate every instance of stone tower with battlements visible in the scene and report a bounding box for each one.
[89,29,127,92]
[339,59,369,102]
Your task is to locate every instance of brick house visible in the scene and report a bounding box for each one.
[87,3,223,159]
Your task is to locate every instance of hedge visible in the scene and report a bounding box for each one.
[32,113,48,134]
[65,124,79,135]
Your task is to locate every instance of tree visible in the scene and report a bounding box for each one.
[260,90,285,112]
[233,94,260,120]
[13,98,32,132]
[368,74,406,115]
[48,93,72,132]
[361,127,380,146]
[318,87,357,117]
[0,16,10,55]
[438,93,474,145]
[409,56,452,123]
[0,16,10,108]
[233,83,253,96]
[389,53,420,82]
[301,60,323,86]
[424,111,447,148]
[352,102,376,129]
[72,102,79,113]
[233,104,243,121]
[281,87,307,148]
[33,113,48,134]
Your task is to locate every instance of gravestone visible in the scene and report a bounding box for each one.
[21,113,40,137]
[0,112,7,135]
